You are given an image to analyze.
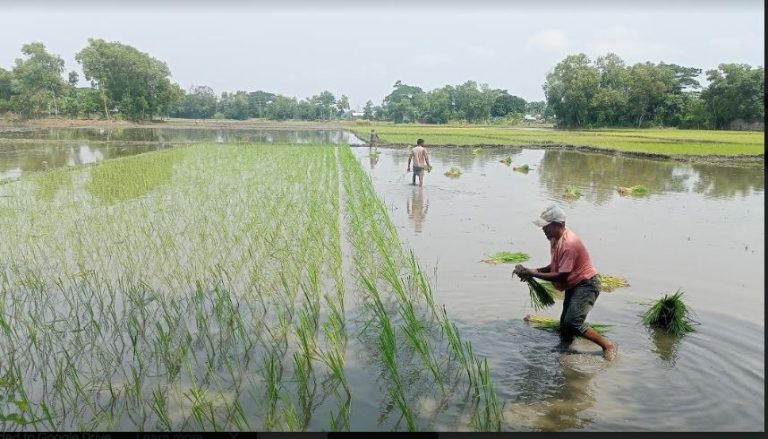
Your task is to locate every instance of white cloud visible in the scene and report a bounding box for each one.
[528,29,569,51]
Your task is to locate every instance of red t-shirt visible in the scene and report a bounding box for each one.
[549,227,598,291]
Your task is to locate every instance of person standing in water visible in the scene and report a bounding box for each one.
[369,129,379,148]
[407,138,431,187]
[514,205,618,361]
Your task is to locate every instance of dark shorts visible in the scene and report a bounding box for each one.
[413,166,425,176]
[560,275,601,338]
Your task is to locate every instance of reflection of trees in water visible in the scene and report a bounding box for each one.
[691,163,765,198]
[538,150,764,203]
[504,336,596,431]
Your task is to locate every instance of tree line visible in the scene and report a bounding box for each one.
[0,39,763,129]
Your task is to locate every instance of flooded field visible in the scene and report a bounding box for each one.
[0,127,763,431]
[355,145,764,430]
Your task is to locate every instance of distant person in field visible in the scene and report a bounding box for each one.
[513,205,618,361]
[369,129,379,148]
[407,138,431,187]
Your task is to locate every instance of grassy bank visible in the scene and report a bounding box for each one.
[344,123,764,159]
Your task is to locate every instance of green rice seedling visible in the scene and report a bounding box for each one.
[523,314,611,335]
[444,167,463,178]
[520,276,556,310]
[482,251,530,264]
[499,157,512,166]
[617,185,650,196]
[472,147,484,155]
[599,274,629,292]
[641,289,697,336]
[563,186,582,200]
[470,358,503,431]
[513,164,530,173]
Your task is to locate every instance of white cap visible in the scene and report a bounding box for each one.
[533,204,567,227]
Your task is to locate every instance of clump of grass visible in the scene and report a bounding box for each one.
[617,185,649,196]
[517,276,555,310]
[599,274,629,292]
[641,289,697,336]
[499,157,512,166]
[482,251,529,264]
[524,314,611,335]
[444,167,463,178]
[563,186,582,200]
[472,147,484,155]
[513,164,530,173]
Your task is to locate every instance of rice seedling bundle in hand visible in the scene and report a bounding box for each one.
[516,275,556,310]
[617,185,650,196]
[482,251,530,264]
[641,289,697,336]
[524,314,611,334]
[444,167,462,178]
[599,274,629,292]
[563,186,582,200]
[513,164,530,173]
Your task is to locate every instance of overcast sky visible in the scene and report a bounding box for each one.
[1,1,763,109]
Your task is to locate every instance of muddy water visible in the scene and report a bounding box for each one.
[0,127,363,180]
[353,146,764,431]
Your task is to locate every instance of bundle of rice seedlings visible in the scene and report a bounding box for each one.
[472,147,484,155]
[641,289,697,336]
[599,274,629,292]
[482,251,530,264]
[513,164,530,173]
[524,315,611,335]
[563,186,582,200]
[499,157,513,166]
[426,164,433,173]
[517,276,555,310]
[444,167,462,178]
[617,185,649,196]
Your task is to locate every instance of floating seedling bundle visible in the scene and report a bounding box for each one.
[641,289,697,335]
[599,274,629,292]
[524,315,611,335]
[513,164,530,173]
[472,147,484,155]
[563,186,582,200]
[499,157,512,166]
[444,167,463,178]
[617,185,649,196]
[482,251,530,264]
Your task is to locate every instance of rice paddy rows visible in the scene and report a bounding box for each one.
[0,143,501,431]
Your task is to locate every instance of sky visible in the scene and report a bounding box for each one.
[1,0,764,110]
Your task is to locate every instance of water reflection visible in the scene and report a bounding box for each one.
[538,150,764,201]
[648,327,683,365]
[407,187,429,233]
[506,341,597,431]
[0,127,364,180]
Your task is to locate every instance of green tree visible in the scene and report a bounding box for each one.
[247,90,275,118]
[543,53,600,127]
[266,95,298,120]
[171,85,218,119]
[383,80,425,123]
[0,67,12,113]
[11,42,68,118]
[491,91,527,118]
[363,100,375,120]
[700,63,764,129]
[76,38,182,120]
[336,94,350,116]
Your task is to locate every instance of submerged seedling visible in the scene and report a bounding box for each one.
[524,314,611,334]
[482,251,530,264]
[641,289,697,336]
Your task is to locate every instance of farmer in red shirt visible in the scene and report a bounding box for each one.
[514,205,618,361]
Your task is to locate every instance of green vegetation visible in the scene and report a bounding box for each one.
[482,251,530,264]
[599,274,630,292]
[617,185,650,196]
[472,147,484,155]
[344,125,764,157]
[518,277,556,310]
[563,186,582,199]
[444,167,463,178]
[499,157,513,166]
[642,290,698,335]
[524,315,611,335]
[513,164,530,173]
